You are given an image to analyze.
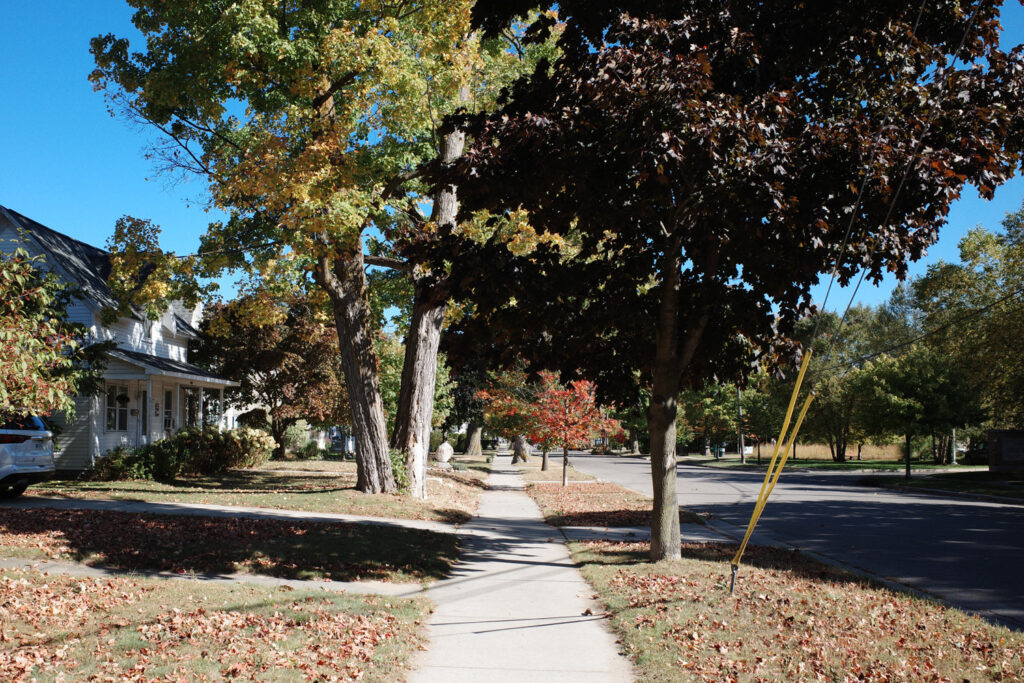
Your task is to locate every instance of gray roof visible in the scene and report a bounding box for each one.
[0,205,123,312]
[109,348,235,386]
[174,313,201,338]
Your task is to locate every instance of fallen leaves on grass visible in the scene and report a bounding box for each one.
[527,482,700,527]
[35,461,487,522]
[576,541,1024,682]
[0,570,419,682]
[0,507,456,582]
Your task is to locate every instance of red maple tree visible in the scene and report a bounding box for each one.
[529,372,619,486]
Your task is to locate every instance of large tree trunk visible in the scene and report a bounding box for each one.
[391,283,446,499]
[464,422,483,456]
[316,251,396,494]
[388,100,466,494]
[630,429,641,455]
[648,241,687,562]
[511,435,531,464]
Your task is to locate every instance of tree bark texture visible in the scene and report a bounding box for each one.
[387,104,466,495]
[541,449,549,471]
[391,282,446,499]
[512,435,531,464]
[464,422,483,456]
[316,251,396,494]
[562,446,569,486]
[647,238,710,562]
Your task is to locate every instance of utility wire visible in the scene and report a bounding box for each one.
[820,279,1024,378]
[809,0,985,373]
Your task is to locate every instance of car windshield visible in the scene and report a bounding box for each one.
[0,416,47,431]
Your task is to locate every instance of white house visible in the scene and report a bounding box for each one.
[0,205,236,472]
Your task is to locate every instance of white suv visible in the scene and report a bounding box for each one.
[0,415,55,498]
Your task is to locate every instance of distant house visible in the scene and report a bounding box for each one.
[0,205,236,472]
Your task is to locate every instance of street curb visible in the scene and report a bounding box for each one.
[878,484,1024,508]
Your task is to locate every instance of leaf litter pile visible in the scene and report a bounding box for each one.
[527,482,703,527]
[0,507,457,582]
[0,569,427,681]
[574,541,1024,682]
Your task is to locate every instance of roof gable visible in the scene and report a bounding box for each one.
[0,205,120,311]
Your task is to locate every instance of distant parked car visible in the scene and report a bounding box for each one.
[0,415,55,498]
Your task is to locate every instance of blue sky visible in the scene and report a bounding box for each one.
[3,1,1023,310]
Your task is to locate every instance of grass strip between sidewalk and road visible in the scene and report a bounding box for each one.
[0,568,428,682]
[862,470,1024,500]
[0,506,458,583]
[572,540,1024,682]
[518,458,704,527]
[31,458,489,524]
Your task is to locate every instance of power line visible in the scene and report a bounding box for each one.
[822,279,1024,377]
[810,0,986,375]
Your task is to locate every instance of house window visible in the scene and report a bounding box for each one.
[106,385,129,431]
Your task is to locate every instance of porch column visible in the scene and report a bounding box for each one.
[219,387,225,430]
[146,378,153,444]
[176,384,182,432]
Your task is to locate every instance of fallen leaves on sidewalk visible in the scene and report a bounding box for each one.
[0,506,457,582]
[0,569,426,682]
[527,482,701,527]
[574,540,1024,682]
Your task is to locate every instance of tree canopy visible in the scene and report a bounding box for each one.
[425,0,1024,559]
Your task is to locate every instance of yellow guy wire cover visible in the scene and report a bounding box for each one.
[730,349,814,568]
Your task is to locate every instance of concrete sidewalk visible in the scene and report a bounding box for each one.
[410,458,634,683]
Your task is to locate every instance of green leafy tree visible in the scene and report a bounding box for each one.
[911,202,1024,427]
[0,249,107,420]
[428,1,1024,559]
[865,346,981,477]
[90,0,555,494]
[681,384,738,456]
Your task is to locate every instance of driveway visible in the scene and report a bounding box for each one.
[571,452,1024,630]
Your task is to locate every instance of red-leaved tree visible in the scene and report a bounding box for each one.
[529,372,619,486]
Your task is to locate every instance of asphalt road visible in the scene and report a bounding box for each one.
[569,452,1024,630]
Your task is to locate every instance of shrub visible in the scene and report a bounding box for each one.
[87,427,277,481]
[282,423,308,455]
[88,445,154,480]
[454,433,467,453]
[429,430,444,454]
[300,440,324,460]
[389,448,408,492]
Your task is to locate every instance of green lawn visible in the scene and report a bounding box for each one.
[574,540,1024,682]
[0,505,458,583]
[679,454,970,472]
[0,568,429,681]
[32,458,489,524]
[868,470,1024,500]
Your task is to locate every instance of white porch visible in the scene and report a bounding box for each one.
[51,350,236,471]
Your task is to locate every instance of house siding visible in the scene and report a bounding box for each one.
[50,397,94,472]
[2,205,231,471]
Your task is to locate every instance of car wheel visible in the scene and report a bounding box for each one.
[0,483,27,499]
